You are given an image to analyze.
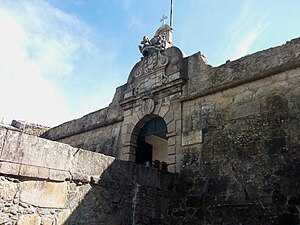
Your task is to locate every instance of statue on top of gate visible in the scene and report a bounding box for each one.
[138,15,173,57]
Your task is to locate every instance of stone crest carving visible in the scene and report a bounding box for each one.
[141,97,155,115]
[144,51,158,74]
[139,50,169,76]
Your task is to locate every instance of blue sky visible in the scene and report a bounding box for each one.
[1,0,300,126]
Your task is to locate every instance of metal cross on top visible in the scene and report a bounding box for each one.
[160,14,168,25]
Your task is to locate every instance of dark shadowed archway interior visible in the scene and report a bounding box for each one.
[135,117,168,167]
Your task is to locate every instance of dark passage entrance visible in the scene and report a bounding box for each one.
[135,138,152,166]
[135,117,168,167]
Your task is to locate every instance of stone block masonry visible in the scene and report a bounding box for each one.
[166,71,300,224]
[42,38,300,168]
[0,126,175,225]
[22,36,300,224]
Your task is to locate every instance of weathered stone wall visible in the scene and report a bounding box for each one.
[65,161,174,225]
[0,126,175,225]
[183,38,300,100]
[32,37,300,224]
[42,38,300,163]
[164,66,300,224]
[41,85,125,157]
[55,121,122,158]
[0,176,73,225]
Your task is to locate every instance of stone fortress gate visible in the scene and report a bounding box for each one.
[12,15,298,225]
[42,16,300,175]
[120,19,185,171]
[43,18,190,172]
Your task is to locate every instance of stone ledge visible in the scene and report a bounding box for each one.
[0,161,71,181]
[41,85,125,141]
[42,117,123,141]
[0,127,116,183]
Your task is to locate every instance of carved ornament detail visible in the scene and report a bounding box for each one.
[124,16,181,99]
[138,15,173,57]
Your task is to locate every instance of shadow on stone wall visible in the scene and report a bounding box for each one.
[164,93,300,225]
[64,160,176,225]
[66,155,300,225]
[0,126,175,225]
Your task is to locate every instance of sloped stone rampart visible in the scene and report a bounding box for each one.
[0,127,175,225]
[40,85,125,158]
[41,85,125,141]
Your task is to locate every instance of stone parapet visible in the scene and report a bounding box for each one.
[41,84,125,141]
[0,126,115,182]
[183,37,300,101]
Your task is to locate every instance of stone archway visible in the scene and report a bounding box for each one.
[120,101,182,172]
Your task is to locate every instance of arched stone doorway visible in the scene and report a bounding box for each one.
[135,117,168,168]
[121,101,182,172]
